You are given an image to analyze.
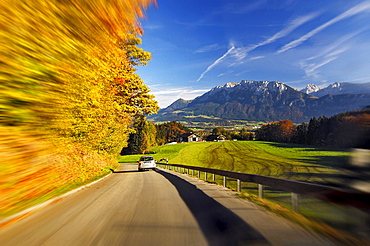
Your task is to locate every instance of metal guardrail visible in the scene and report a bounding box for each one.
[157,163,370,213]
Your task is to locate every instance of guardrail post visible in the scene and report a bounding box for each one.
[191,169,194,176]
[237,179,241,192]
[258,184,264,198]
[291,193,299,213]
[198,171,200,179]
[223,176,226,187]
[205,172,207,181]
[212,174,215,182]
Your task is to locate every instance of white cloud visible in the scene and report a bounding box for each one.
[151,87,209,108]
[197,46,235,81]
[278,1,370,53]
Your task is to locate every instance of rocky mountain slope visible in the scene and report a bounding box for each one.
[150,81,370,123]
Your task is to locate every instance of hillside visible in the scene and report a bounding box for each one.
[151,80,370,123]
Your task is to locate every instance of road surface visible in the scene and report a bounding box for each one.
[0,164,335,245]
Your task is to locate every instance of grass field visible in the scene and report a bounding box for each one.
[119,141,350,186]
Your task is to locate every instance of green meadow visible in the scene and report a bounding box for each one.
[119,140,350,185]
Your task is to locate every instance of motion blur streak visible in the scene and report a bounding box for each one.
[0,0,157,220]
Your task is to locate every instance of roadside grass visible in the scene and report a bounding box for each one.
[122,141,368,242]
[235,192,367,245]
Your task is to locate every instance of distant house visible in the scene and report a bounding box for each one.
[180,133,201,142]
[206,134,226,142]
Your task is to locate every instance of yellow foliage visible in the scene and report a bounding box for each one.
[0,0,158,217]
[0,126,57,217]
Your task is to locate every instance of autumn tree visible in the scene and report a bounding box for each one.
[123,116,157,154]
[256,120,296,143]
[0,0,157,217]
[239,128,254,140]
[212,127,226,135]
[156,121,191,144]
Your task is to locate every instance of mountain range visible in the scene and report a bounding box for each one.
[301,82,370,97]
[150,81,370,123]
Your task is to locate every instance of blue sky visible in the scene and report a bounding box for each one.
[137,0,370,108]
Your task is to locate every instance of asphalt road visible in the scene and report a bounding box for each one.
[0,164,335,246]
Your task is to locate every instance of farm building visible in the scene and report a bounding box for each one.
[180,133,201,142]
[206,134,226,142]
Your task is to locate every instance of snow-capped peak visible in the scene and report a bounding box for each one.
[328,82,342,89]
[300,84,321,94]
[224,82,238,88]
[212,80,288,93]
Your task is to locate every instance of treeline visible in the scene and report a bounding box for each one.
[122,119,191,154]
[256,109,370,148]
[208,127,254,140]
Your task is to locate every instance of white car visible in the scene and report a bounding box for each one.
[138,156,156,171]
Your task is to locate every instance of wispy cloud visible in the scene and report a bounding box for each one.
[302,56,339,79]
[217,70,234,78]
[306,29,365,60]
[224,13,318,68]
[195,12,317,81]
[195,44,223,53]
[249,56,265,61]
[278,1,370,53]
[197,46,235,81]
[256,12,319,48]
[299,30,364,80]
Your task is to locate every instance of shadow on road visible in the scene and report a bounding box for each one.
[155,169,269,246]
[110,169,139,174]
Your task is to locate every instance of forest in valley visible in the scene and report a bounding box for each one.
[122,107,370,155]
[121,118,255,154]
[256,108,370,148]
